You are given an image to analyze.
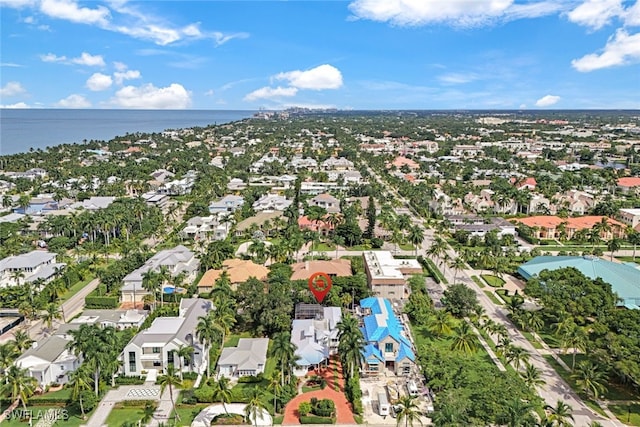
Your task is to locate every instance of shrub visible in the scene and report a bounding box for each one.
[313,399,335,417]
[298,401,312,416]
[352,399,363,415]
[115,376,146,385]
[194,385,214,403]
[122,399,156,408]
[238,374,263,383]
[299,415,335,424]
[181,390,197,405]
[85,295,118,309]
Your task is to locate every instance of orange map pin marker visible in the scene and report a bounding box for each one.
[308,272,332,303]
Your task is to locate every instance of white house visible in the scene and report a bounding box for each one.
[291,305,342,377]
[252,194,292,212]
[209,195,245,215]
[309,193,341,213]
[121,298,212,376]
[70,309,148,330]
[217,338,269,378]
[120,245,200,305]
[0,251,66,289]
[15,336,80,387]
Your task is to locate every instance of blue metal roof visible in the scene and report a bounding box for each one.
[518,256,640,309]
[363,344,384,363]
[359,297,416,362]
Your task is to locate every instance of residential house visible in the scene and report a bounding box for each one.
[291,157,318,170]
[141,192,170,209]
[291,305,342,376]
[363,251,422,300]
[309,193,340,213]
[300,182,343,195]
[297,216,334,236]
[70,309,148,330]
[358,297,415,376]
[252,194,292,211]
[617,177,640,194]
[197,259,269,293]
[390,156,420,170]
[121,298,212,376]
[227,178,247,191]
[290,259,352,281]
[209,195,244,215]
[181,216,228,241]
[322,157,354,171]
[15,335,80,387]
[618,208,640,231]
[120,245,199,305]
[514,216,627,240]
[217,338,269,378]
[70,196,116,211]
[0,251,66,289]
[234,211,284,237]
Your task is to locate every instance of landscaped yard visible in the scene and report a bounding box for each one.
[609,403,640,426]
[481,274,505,288]
[171,403,211,426]
[484,290,503,306]
[224,333,253,348]
[60,276,95,302]
[2,406,87,427]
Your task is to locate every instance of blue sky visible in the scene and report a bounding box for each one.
[1,0,639,110]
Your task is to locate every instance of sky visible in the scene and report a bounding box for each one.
[1,0,639,110]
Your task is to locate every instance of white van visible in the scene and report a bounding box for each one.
[378,392,390,417]
[407,380,419,397]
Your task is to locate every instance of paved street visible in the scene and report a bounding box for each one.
[365,166,621,426]
[0,277,100,344]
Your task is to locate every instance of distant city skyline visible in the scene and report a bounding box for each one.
[1,0,639,110]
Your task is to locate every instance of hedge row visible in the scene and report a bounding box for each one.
[114,376,146,385]
[299,415,335,424]
[85,295,118,308]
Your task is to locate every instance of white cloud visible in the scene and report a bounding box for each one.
[0,102,30,108]
[71,52,105,67]
[567,0,624,30]
[86,73,112,91]
[438,72,479,84]
[535,94,561,107]
[571,29,640,71]
[624,0,640,26]
[275,64,343,90]
[40,0,110,26]
[204,89,215,96]
[504,1,566,21]
[40,53,67,62]
[348,0,515,26]
[113,61,128,72]
[244,86,298,101]
[0,62,24,67]
[110,83,191,109]
[40,52,105,66]
[0,0,36,8]
[212,31,250,46]
[114,70,141,85]
[55,94,91,108]
[0,81,27,97]
[519,103,527,109]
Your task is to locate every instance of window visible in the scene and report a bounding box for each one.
[153,361,161,367]
[167,351,174,366]
[129,352,136,372]
[385,343,393,353]
[152,347,161,354]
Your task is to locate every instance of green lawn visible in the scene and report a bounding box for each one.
[224,333,252,348]
[398,243,414,251]
[481,274,505,288]
[104,407,148,427]
[346,244,372,251]
[484,291,503,306]
[314,242,335,251]
[615,256,640,265]
[609,403,640,426]
[471,275,485,288]
[60,276,95,302]
[495,289,513,305]
[172,404,210,426]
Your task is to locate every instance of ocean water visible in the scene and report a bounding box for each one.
[0,109,255,155]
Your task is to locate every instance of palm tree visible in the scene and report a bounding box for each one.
[505,345,530,371]
[450,322,478,354]
[427,310,455,338]
[244,388,267,426]
[572,360,607,400]
[496,397,535,427]
[544,400,574,427]
[196,313,220,378]
[449,257,466,283]
[12,330,34,352]
[520,362,545,390]
[158,364,182,422]
[0,342,19,379]
[606,237,622,261]
[212,376,233,415]
[267,370,283,414]
[395,395,423,427]
[175,344,194,380]
[68,367,92,419]
[210,298,237,356]
[408,225,424,256]
[2,365,37,411]
[41,302,61,331]
[269,332,298,386]
[337,313,366,378]
[560,324,588,371]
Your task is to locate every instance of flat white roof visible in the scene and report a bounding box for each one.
[620,208,640,215]
[147,317,182,334]
[364,251,421,280]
